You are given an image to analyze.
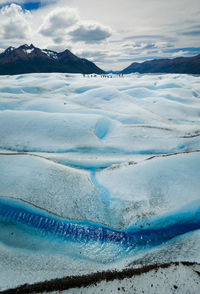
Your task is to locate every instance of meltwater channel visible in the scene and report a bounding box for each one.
[1,197,200,262]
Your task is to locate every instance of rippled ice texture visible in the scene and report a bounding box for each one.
[0,73,200,291]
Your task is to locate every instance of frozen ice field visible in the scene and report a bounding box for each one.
[0,73,200,292]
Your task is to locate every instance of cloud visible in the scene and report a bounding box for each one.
[163,47,200,56]
[0,0,55,5]
[0,4,31,41]
[123,34,164,41]
[182,30,200,36]
[172,50,189,57]
[74,48,109,61]
[0,0,24,4]
[46,43,72,53]
[120,41,172,56]
[39,7,79,41]
[69,22,112,43]
[39,7,112,45]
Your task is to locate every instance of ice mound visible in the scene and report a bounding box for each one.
[0,73,200,291]
[0,111,114,152]
[0,110,199,153]
[0,154,109,225]
[0,73,200,155]
[96,152,200,227]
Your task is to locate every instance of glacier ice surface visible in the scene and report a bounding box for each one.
[0,73,200,290]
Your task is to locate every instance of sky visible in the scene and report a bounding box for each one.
[0,0,200,70]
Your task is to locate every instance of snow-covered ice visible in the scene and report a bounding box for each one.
[0,73,200,292]
[53,263,200,294]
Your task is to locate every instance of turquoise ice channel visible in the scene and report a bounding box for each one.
[0,197,200,262]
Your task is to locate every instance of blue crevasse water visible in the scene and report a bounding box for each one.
[0,197,200,262]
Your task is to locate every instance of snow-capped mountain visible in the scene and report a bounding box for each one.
[0,44,104,75]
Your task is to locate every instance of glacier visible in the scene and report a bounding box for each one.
[0,73,200,292]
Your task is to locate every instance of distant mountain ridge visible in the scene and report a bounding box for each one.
[0,44,104,75]
[121,54,200,74]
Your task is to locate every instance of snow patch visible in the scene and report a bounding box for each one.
[42,50,58,59]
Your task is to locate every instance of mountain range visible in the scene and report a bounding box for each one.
[0,44,104,75]
[121,54,200,74]
[0,44,200,75]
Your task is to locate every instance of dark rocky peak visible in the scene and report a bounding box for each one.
[58,49,79,61]
[4,46,15,54]
[16,44,49,58]
[19,44,35,50]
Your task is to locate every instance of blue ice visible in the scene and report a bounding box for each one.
[0,197,200,262]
